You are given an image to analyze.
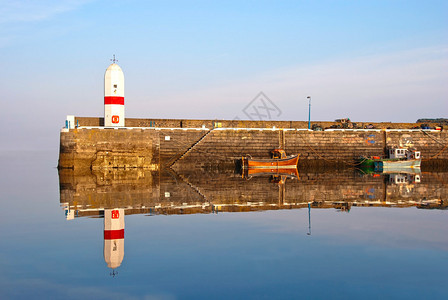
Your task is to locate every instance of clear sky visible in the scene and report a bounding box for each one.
[1,0,447,150]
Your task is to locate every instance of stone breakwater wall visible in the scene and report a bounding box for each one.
[58,121,448,171]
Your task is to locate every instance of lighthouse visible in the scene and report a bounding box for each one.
[104,56,125,127]
[104,208,125,270]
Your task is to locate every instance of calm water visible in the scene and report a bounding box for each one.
[1,150,447,299]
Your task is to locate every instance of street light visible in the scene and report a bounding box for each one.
[306,96,311,130]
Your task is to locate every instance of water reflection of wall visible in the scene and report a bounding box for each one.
[59,168,447,272]
[59,169,448,218]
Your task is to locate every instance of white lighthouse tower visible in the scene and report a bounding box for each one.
[104,56,125,127]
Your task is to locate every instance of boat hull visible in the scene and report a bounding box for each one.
[374,159,421,171]
[244,155,299,169]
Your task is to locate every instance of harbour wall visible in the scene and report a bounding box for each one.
[58,117,448,170]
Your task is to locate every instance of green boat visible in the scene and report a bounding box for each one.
[359,148,421,172]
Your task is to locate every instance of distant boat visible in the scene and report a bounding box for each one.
[360,148,421,172]
[242,149,299,170]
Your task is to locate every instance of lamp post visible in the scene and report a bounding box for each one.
[307,96,311,130]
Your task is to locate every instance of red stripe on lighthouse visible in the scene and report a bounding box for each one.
[104,96,124,105]
[104,229,125,239]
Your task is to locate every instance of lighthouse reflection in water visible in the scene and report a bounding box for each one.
[104,209,124,271]
[64,206,125,273]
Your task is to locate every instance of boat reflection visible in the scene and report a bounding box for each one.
[242,167,299,180]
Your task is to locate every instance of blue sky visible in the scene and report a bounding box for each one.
[1,0,447,150]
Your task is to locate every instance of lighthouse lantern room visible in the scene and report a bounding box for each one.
[104,56,125,127]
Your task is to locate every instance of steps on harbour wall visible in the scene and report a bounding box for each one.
[157,129,210,167]
[166,130,213,166]
[172,129,283,170]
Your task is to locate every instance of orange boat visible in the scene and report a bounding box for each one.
[242,149,299,170]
